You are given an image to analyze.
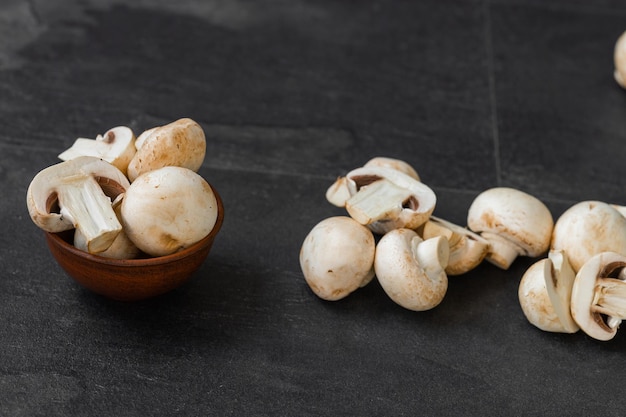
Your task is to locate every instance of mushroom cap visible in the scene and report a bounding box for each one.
[121,166,219,257]
[570,251,626,341]
[363,157,420,181]
[519,259,564,332]
[374,229,448,311]
[299,216,375,301]
[467,187,553,258]
[518,251,578,333]
[614,31,626,88]
[551,201,626,272]
[127,118,206,182]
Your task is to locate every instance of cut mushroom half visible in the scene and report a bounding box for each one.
[571,251,626,341]
[26,156,131,254]
[467,187,553,270]
[329,166,436,235]
[374,229,449,311]
[420,216,489,275]
[326,157,419,207]
[518,250,579,333]
[58,126,136,176]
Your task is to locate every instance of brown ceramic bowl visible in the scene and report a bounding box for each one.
[44,180,224,302]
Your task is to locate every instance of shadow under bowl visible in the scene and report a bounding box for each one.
[44,184,224,302]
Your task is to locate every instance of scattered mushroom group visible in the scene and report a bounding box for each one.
[26,118,220,260]
[300,157,554,312]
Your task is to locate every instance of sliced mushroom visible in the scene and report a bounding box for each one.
[26,156,130,254]
[420,216,490,275]
[467,187,553,270]
[375,229,449,311]
[299,216,375,301]
[326,157,419,207]
[571,251,626,341]
[551,201,626,273]
[58,126,136,176]
[127,118,206,182]
[73,194,139,259]
[329,166,436,235]
[518,250,579,333]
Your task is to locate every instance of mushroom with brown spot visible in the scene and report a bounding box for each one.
[26,156,130,254]
[127,118,206,182]
[570,251,626,341]
[374,229,449,311]
[467,187,553,270]
[299,216,376,301]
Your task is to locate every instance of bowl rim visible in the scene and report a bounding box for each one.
[45,183,224,267]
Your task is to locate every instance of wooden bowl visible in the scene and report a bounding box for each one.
[44,180,224,302]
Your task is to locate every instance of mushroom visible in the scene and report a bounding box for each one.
[551,201,626,272]
[120,166,219,257]
[58,126,136,176]
[299,216,375,301]
[467,187,553,270]
[127,118,206,182]
[326,157,419,207]
[570,251,626,341]
[327,166,436,235]
[518,250,579,333]
[26,156,130,254]
[420,216,490,275]
[614,31,626,89]
[73,194,140,259]
[374,229,449,311]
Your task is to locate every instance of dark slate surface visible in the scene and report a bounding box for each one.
[4,0,626,415]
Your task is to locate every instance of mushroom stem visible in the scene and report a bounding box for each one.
[592,277,626,327]
[480,232,523,270]
[412,235,449,281]
[56,174,122,253]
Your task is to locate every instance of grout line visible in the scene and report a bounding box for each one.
[482,0,502,186]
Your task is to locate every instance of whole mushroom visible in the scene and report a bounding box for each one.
[299,216,376,301]
[127,118,206,182]
[551,201,626,272]
[121,166,219,257]
[374,229,449,311]
[467,187,553,270]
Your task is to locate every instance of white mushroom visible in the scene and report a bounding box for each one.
[571,251,626,341]
[420,216,490,275]
[467,187,553,270]
[73,194,139,259]
[120,166,219,257]
[299,216,375,301]
[374,229,449,311]
[26,156,130,254]
[326,157,419,207]
[328,166,436,235]
[127,118,206,182]
[551,201,626,272]
[614,31,626,88]
[518,250,579,333]
[58,126,136,176]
